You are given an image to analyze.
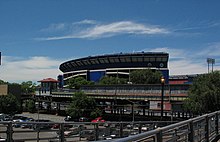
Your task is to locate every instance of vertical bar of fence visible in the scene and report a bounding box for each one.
[205,115,209,142]
[119,122,123,138]
[95,123,99,141]
[188,120,194,142]
[138,123,142,134]
[60,123,65,142]
[156,128,162,142]
[215,113,219,136]
[6,122,13,142]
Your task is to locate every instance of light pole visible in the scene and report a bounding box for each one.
[161,76,165,120]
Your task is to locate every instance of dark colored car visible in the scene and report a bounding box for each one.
[33,119,53,130]
[79,117,89,122]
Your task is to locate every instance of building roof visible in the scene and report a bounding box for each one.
[38,78,59,83]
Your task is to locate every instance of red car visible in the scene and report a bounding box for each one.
[91,117,105,123]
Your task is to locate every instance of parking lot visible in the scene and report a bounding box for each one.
[17,112,66,123]
[0,113,165,141]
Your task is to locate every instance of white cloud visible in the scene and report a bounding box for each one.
[39,20,170,40]
[145,47,220,75]
[41,23,66,32]
[197,42,220,57]
[149,47,185,59]
[0,56,64,83]
[169,60,207,75]
[72,19,97,25]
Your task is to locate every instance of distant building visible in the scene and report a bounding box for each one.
[59,52,169,87]
[169,74,198,84]
[0,84,22,103]
[36,78,59,96]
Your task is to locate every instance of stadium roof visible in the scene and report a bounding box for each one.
[60,52,169,72]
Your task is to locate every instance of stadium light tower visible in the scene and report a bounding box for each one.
[207,58,215,73]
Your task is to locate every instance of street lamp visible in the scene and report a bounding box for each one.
[161,76,165,120]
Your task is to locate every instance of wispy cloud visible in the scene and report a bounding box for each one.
[37,20,170,40]
[145,46,220,75]
[149,47,185,59]
[0,56,64,83]
[40,23,66,32]
[197,42,220,57]
[72,19,97,25]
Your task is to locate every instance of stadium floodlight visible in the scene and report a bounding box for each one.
[207,58,215,73]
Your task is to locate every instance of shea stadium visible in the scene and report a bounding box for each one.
[59,52,169,86]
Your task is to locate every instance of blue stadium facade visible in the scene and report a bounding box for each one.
[59,52,169,86]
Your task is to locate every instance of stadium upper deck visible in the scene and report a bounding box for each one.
[59,52,169,84]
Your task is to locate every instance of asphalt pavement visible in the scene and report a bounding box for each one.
[16,112,66,122]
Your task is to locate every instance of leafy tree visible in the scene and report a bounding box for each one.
[27,100,36,113]
[0,94,20,114]
[67,77,94,89]
[130,69,162,84]
[98,76,127,85]
[184,71,220,114]
[0,79,8,84]
[66,91,100,119]
[21,81,36,94]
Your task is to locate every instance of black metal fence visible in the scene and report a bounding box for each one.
[0,121,174,142]
[113,111,220,142]
[1,111,220,142]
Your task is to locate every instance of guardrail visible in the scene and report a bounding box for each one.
[1,111,220,142]
[0,121,174,142]
[113,111,220,142]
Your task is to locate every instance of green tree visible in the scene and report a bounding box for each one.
[67,77,94,89]
[21,81,36,94]
[66,91,100,119]
[0,94,20,114]
[27,100,36,113]
[0,79,8,84]
[184,71,220,114]
[130,69,162,84]
[98,76,127,85]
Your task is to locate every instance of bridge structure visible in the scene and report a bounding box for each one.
[31,84,191,119]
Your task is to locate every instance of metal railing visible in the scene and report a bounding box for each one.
[113,111,220,142]
[0,121,175,142]
[1,111,220,142]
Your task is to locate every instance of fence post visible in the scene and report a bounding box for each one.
[215,113,219,136]
[59,123,65,142]
[119,122,123,138]
[205,115,209,142]
[188,120,194,142]
[156,128,162,142]
[95,123,99,141]
[6,122,13,142]
[138,123,142,134]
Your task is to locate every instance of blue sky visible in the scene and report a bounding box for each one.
[0,0,220,83]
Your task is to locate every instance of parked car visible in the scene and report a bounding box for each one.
[21,118,35,129]
[80,130,95,141]
[79,117,89,122]
[91,117,105,123]
[63,124,86,136]
[0,113,11,121]
[0,137,6,142]
[12,116,29,128]
[52,123,73,130]
[33,119,53,130]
